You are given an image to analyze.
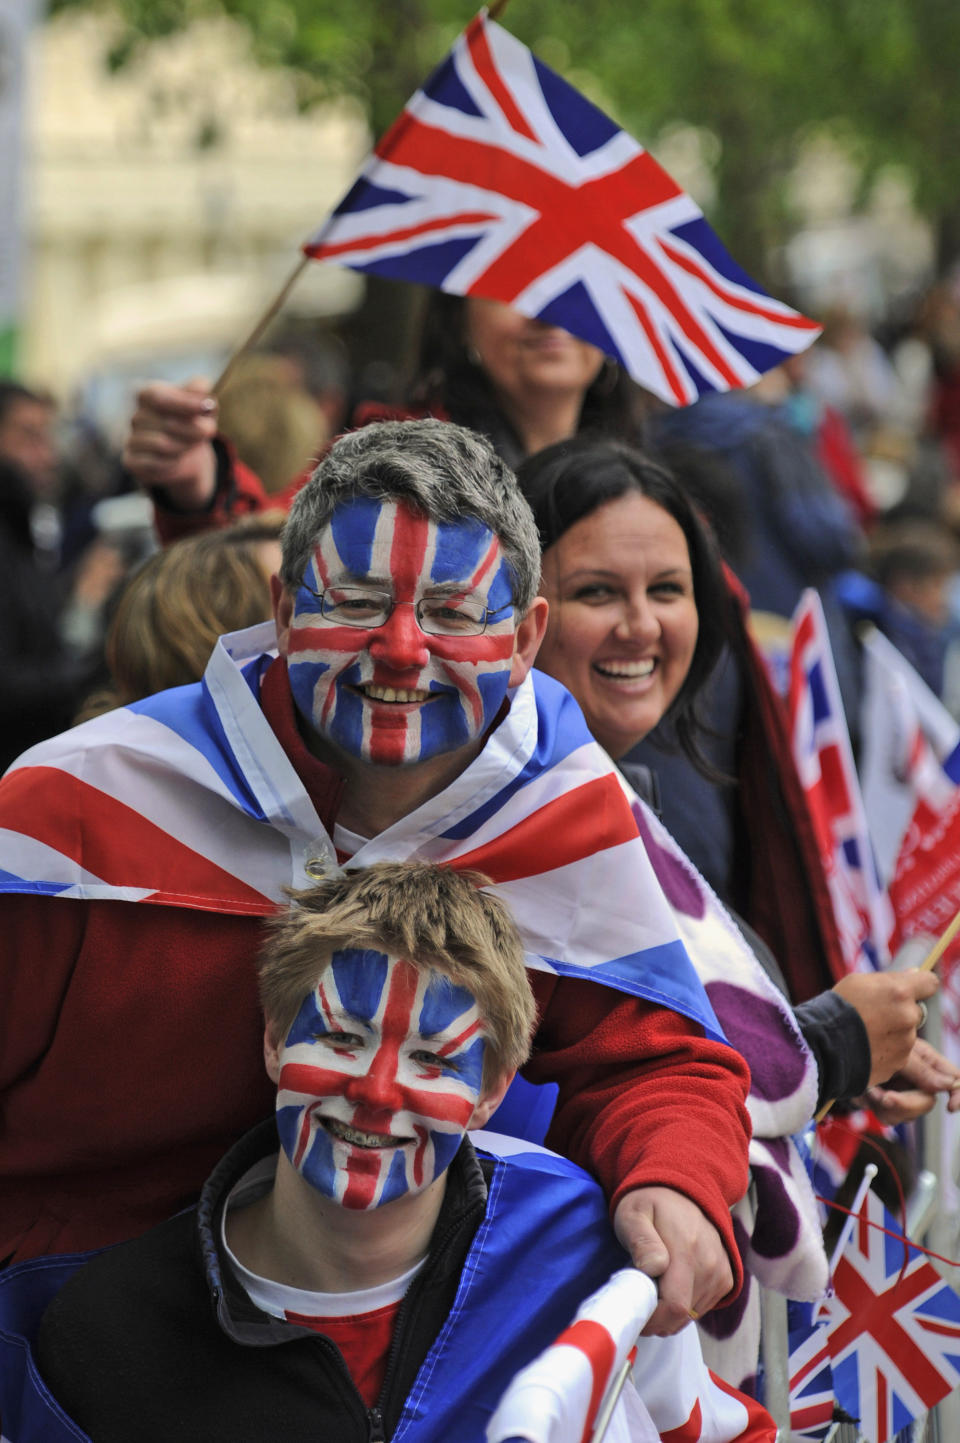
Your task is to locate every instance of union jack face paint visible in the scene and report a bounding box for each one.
[274,949,488,1210]
[285,497,516,766]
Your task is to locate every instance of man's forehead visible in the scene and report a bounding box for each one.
[321,495,501,582]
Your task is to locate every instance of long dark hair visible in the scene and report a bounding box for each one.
[515,436,733,774]
[409,292,647,467]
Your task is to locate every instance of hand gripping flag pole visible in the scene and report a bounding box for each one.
[815,907,960,1122]
[215,6,819,401]
[485,1268,658,1443]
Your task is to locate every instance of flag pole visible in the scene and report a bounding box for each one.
[917,902,960,974]
[212,253,312,395]
[814,902,960,1124]
[487,0,512,17]
[590,1347,638,1443]
[826,1163,877,1281]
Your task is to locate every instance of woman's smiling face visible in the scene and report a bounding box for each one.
[536,491,699,759]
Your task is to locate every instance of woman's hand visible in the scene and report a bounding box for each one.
[832,968,940,1086]
[862,1038,960,1124]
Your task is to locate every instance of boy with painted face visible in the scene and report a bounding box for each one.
[0,419,751,1341]
[7,865,774,1443]
[26,867,524,1440]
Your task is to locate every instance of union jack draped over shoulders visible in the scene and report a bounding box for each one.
[304,11,820,407]
[0,623,722,1041]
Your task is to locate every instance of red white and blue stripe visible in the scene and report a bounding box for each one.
[788,590,892,973]
[0,623,723,1041]
[304,12,820,407]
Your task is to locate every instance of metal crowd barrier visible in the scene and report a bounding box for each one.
[758,982,959,1441]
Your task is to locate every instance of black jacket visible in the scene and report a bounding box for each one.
[37,1120,490,1443]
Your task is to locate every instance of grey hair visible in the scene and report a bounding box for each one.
[279,418,541,613]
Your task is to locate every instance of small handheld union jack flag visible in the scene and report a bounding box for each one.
[816,1187,960,1443]
[304,10,820,407]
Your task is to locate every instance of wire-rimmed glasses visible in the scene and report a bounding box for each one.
[303,584,512,637]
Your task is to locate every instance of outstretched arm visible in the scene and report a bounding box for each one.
[524,973,751,1336]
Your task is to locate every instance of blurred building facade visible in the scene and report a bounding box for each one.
[21,9,366,423]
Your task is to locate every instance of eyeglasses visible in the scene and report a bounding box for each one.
[303,584,513,637]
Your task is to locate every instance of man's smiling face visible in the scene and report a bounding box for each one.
[283,497,517,767]
[270,949,489,1210]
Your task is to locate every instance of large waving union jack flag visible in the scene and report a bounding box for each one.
[304,11,820,407]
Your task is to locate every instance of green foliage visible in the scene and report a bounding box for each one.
[47,0,960,273]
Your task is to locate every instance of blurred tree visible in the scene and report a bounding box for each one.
[46,0,959,281]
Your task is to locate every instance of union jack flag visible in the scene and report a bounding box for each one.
[304,11,820,407]
[0,623,723,1042]
[788,590,892,974]
[788,1321,837,1440]
[488,1266,777,1443]
[815,1186,960,1443]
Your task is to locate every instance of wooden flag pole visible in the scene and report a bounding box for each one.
[814,902,960,1124]
[212,253,311,395]
[915,902,960,976]
[487,0,511,18]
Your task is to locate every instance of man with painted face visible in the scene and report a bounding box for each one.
[0,419,750,1337]
[10,865,773,1443]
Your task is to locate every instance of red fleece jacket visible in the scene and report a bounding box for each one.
[0,661,750,1274]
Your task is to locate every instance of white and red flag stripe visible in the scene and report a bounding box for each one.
[486,1267,776,1443]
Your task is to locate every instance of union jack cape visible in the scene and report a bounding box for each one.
[0,621,721,1041]
[304,11,820,407]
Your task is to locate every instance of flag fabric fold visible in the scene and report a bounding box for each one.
[485,1267,659,1443]
[304,10,820,407]
[859,622,960,887]
[787,1320,836,1440]
[484,1256,777,1443]
[788,590,892,973]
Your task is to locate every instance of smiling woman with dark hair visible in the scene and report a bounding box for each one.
[516,435,952,1121]
[518,437,728,774]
